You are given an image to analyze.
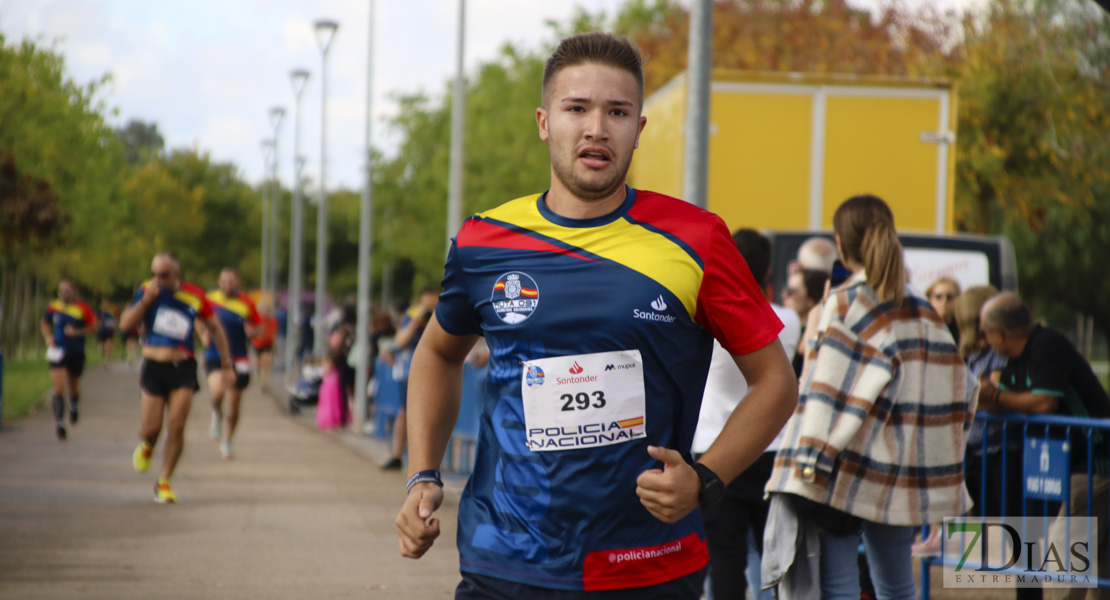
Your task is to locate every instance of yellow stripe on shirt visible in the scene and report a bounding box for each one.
[478,195,704,320]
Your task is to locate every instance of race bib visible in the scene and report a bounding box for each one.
[46,346,65,362]
[152,307,191,340]
[234,358,251,374]
[521,349,646,452]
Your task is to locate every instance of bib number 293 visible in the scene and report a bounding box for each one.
[561,391,606,411]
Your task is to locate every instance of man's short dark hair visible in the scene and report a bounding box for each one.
[542,32,645,110]
[732,228,771,289]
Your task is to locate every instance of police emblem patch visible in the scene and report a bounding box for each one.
[491,272,539,324]
[525,365,545,387]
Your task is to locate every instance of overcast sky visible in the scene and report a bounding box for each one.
[0,0,977,191]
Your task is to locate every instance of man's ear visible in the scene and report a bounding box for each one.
[536,107,549,142]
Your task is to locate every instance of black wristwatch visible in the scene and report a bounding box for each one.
[693,463,725,507]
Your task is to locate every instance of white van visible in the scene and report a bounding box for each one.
[765,231,1018,298]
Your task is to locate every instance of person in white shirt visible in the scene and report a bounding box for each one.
[693,229,800,600]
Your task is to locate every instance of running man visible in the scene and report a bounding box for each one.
[119,252,234,504]
[96,301,118,366]
[200,267,261,460]
[250,303,277,391]
[41,280,97,440]
[395,33,798,599]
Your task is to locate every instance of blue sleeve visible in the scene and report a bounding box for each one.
[130,286,145,307]
[434,240,481,337]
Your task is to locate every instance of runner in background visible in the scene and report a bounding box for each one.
[96,301,118,366]
[120,252,234,503]
[251,303,278,390]
[200,267,261,460]
[41,280,97,440]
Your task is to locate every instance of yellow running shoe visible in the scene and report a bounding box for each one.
[132,441,153,473]
[154,479,176,504]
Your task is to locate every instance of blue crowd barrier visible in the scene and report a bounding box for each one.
[370,358,486,477]
[443,364,486,476]
[920,411,1110,597]
[372,358,405,440]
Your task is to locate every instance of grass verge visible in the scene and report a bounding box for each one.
[2,348,106,423]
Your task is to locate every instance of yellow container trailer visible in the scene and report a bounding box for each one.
[630,70,957,234]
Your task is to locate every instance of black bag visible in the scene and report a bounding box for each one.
[787,494,863,537]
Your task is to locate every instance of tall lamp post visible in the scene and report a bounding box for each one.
[313,18,338,356]
[268,106,286,311]
[354,0,375,429]
[259,139,274,299]
[285,69,310,384]
[446,0,466,249]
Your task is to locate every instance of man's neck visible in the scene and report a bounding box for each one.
[544,180,627,220]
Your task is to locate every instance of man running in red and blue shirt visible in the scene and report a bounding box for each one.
[41,280,97,440]
[200,267,260,460]
[119,253,234,504]
[395,33,799,599]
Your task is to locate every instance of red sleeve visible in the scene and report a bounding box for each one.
[182,283,215,319]
[245,297,262,325]
[79,302,97,327]
[694,216,782,355]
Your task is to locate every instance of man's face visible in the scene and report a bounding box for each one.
[218,270,240,296]
[420,292,438,313]
[58,281,75,303]
[151,257,179,290]
[979,309,1014,358]
[536,63,646,202]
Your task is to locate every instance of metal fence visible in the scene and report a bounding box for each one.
[920,411,1110,597]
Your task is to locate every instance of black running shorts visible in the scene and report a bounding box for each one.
[204,358,250,390]
[48,351,86,378]
[139,358,199,398]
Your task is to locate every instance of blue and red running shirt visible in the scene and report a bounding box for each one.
[203,290,261,362]
[43,300,96,354]
[435,188,782,591]
[130,280,215,358]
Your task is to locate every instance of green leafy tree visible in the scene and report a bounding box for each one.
[115,119,165,166]
[0,34,126,352]
[950,0,1110,341]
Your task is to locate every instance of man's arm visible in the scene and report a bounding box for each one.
[704,338,798,482]
[204,314,233,367]
[396,315,478,559]
[40,318,54,346]
[636,338,798,523]
[120,283,159,333]
[394,313,426,350]
[978,378,1058,414]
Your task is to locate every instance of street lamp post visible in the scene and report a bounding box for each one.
[268,106,286,312]
[285,70,310,385]
[259,139,274,299]
[446,0,466,249]
[313,18,338,356]
[355,0,375,430]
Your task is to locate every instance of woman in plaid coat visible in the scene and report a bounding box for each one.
[764,195,979,600]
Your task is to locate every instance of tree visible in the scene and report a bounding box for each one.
[0,34,125,353]
[115,119,165,166]
[610,0,956,95]
[949,0,1110,341]
[371,43,554,296]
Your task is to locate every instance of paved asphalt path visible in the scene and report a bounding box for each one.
[0,361,462,599]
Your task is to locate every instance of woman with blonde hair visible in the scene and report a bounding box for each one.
[764,195,978,599]
[927,276,962,343]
